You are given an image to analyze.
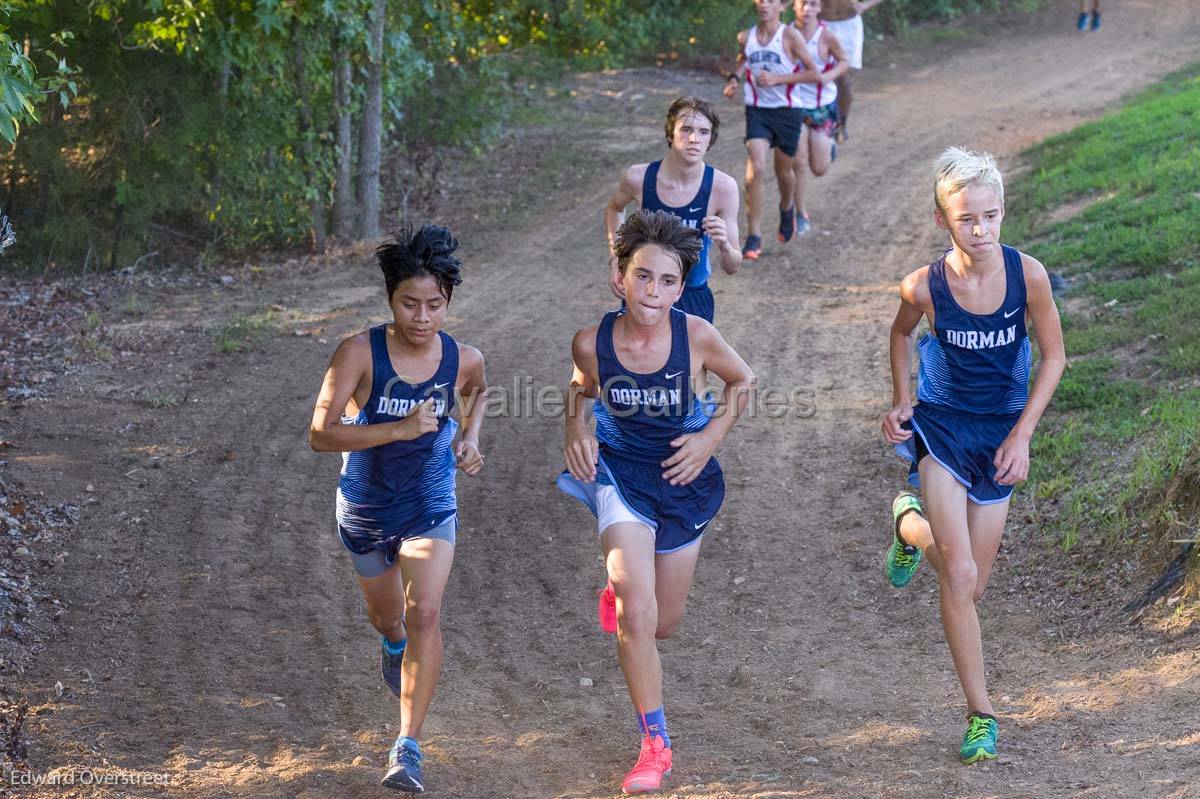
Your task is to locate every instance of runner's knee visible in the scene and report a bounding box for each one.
[654,615,682,640]
[940,558,978,602]
[404,596,442,633]
[616,594,657,639]
[366,606,405,637]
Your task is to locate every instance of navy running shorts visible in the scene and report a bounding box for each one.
[676,283,715,323]
[557,451,725,553]
[744,106,805,157]
[337,512,457,578]
[895,403,1020,505]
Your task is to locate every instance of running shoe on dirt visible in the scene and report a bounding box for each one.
[885,491,924,588]
[1076,12,1089,30]
[1090,12,1101,30]
[795,213,812,237]
[959,714,999,764]
[742,234,763,261]
[622,734,672,795]
[382,637,406,698]
[777,205,797,242]
[382,736,424,792]
[598,580,618,634]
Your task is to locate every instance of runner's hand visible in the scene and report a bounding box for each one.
[609,255,625,301]
[756,72,782,87]
[565,429,599,482]
[993,430,1030,485]
[662,431,716,486]
[882,403,913,444]
[702,215,729,251]
[723,79,738,98]
[398,399,439,440]
[455,439,484,476]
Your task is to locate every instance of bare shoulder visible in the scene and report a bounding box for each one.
[900,266,932,307]
[713,169,739,194]
[333,329,372,363]
[623,162,649,185]
[685,313,722,348]
[572,324,600,359]
[782,24,805,47]
[1017,250,1051,287]
[456,342,485,371]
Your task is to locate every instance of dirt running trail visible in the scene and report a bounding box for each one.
[11,2,1200,797]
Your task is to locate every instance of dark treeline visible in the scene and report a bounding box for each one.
[2,0,1021,271]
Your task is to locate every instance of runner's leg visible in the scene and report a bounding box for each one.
[745,138,772,239]
[919,457,994,717]
[604,521,663,713]
[653,543,702,639]
[396,536,455,739]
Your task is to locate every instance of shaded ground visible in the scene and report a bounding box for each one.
[3,1,1199,796]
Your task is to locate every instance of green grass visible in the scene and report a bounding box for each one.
[213,309,277,354]
[1010,64,1200,592]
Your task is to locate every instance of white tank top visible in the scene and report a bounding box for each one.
[792,22,838,109]
[742,24,800,109]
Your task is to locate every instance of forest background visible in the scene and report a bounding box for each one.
[2,0,1028,272]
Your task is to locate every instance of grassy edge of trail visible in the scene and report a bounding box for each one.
[1005,63,1200,621]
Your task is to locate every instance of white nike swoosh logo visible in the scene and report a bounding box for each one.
[665,371,683,379]
[1003,308,1020,318]
[694,518,712,530]
[688,207,703,214]
[433,382,450,389]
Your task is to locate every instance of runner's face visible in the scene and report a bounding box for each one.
[936,184,1004,257]
[797,0,821,23]
[755,0,785,23]
[389,274,449,345]
[670,111,713,159]
[622,244,684,322]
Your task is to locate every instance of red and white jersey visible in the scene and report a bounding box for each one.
[742,24,802,108]
[792,22,839,109]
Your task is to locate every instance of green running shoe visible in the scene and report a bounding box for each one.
[885,491,924,588]
[959,714,999,764]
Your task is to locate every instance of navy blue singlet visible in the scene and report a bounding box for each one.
[641,160,714,289]
[593,308,712,462]
[336,326,459,547]
[917,245,1031,417]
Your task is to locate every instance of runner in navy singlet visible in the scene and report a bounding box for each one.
[604,97,742,323]
[309,223,488,793]
[880,148,1065,765]
[560,209,754,794]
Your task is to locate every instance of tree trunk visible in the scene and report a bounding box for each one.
[292,21,327,251]
[331,30,355,241]
[356,0,385,240]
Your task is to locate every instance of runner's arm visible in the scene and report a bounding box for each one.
[453,345,487,475]
[820,31,851,83]
[309,335,438,452]
[855,0,886,14]
[605,166,644,299]
[756,28,823,86]
[723,31,749,97]
[661,319,755,486]
[993,256,1066,484]
[703,172,743,275]
[565,327,601,482]
[882,269,930,443]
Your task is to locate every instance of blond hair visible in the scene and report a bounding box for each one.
[933,147,1004,211]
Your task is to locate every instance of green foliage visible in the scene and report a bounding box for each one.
[1010,64,1200,563]
[213,308,277,353]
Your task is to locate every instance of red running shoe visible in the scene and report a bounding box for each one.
[597,581,618,634]
[622,735,672,794]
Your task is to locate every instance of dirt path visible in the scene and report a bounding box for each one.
[8,2,1200,797]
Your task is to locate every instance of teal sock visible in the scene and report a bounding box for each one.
[383,636,407,656]
[638,706,671,748]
